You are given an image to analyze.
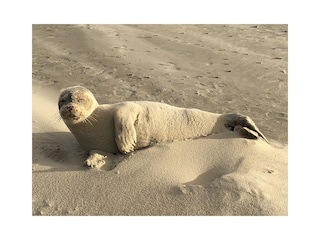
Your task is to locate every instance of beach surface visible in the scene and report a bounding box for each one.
[32,24,287,215]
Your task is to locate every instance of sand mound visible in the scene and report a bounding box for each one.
[32,83,287,216]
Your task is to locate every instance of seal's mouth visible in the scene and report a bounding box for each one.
[61,115,84,125]
[64,115,80,121]
[59,104,83,122]
[63,111,82,119]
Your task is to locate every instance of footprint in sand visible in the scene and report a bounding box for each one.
[158,62,181,71]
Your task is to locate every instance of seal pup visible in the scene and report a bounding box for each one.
[58,86,269,168]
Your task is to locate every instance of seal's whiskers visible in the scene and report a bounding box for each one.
[52,112,63,124]
[82,114,97,126]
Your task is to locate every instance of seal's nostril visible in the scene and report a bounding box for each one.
[67,105,73,111]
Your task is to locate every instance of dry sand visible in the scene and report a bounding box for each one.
[32,24,287,216]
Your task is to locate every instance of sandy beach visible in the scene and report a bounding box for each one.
[32,24,287,216]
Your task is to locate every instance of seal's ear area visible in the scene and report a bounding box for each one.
[58,88,69,101]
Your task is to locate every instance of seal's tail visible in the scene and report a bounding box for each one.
[223,113,270,144]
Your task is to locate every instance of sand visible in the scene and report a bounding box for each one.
[32,24,287,216]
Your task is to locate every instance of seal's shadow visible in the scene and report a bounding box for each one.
[32,131,88,172]
[32,131,125,173]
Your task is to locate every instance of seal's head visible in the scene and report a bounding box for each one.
[58,86,99,125]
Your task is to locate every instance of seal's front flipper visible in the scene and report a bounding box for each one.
[114,107,138,154]
[85,150,107,169]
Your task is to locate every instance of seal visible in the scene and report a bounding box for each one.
[58,86,269,168]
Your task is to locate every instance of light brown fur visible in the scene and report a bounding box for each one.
[59,86,268,168]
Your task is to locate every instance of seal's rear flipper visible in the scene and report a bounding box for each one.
[234,125,259,140]
[224,113,270,144]
[249,127,270,144]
